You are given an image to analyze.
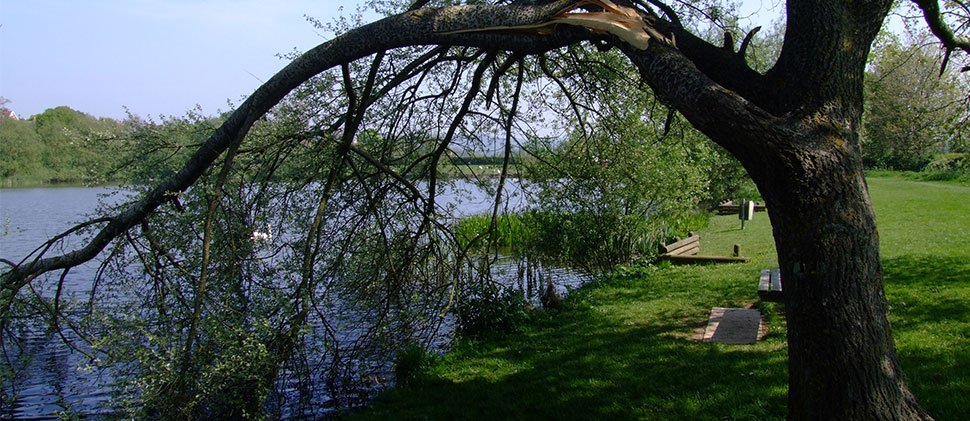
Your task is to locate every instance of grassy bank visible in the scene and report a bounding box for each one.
[352,175,970,420]
[866,168,970,185]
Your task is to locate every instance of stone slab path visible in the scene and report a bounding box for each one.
[702,307,763,345]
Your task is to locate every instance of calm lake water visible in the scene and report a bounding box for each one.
[0,182,587,419]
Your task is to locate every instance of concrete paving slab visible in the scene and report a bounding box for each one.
[703,307,763,345]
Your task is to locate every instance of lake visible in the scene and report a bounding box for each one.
[0,182,588,419]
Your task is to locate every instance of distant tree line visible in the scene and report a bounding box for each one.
[0,106,130,185]
[4,31,965,189]
[449,155,517,166]
[0,105,238,187]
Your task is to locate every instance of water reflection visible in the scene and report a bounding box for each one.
[0,182,587,419]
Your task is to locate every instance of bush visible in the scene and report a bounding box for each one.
[922,153,970,181]
[455,289,532,338]
[393,345,436,387]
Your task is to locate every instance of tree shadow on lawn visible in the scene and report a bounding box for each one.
[883,254,970,328]
[357,316,788,420]
[354,254,969,420]
[883,254,970,420]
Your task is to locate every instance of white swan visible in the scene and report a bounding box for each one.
[251,223,272,242]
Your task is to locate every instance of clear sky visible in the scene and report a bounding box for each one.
[0,0,353,120]
[1,0,782,121]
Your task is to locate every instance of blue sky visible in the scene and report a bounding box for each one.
[1,0,352,119]
[1,0,782,120]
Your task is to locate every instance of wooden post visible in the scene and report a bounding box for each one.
[733,244,741,257]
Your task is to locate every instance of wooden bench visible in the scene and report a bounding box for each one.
[715,200,767,215]
[658,232,750,264]
[758,268,783,302]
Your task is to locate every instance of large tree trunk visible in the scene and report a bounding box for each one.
[623,0,933,417]
[747,124,932,420]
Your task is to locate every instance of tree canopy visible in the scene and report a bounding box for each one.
[0,106,127,184]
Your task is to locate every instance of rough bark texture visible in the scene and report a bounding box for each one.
[624,0,933,418]
[759,130,931,420]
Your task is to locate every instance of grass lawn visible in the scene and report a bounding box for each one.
[352,175,970,420]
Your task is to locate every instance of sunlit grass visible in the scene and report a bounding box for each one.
[868,176,970,420]
[353,174,970,420]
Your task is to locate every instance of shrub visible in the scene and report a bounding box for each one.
[393,345,436,387]
[455,289,531,338]
[922,153,970,181]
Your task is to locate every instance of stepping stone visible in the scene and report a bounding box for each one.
[702,307,762,345]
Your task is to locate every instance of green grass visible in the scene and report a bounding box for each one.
[867,176,970,419]
[866,168,970,186]
[455,213,532,250]
[351,175,970,420]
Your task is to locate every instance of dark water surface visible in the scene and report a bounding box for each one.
[1,187,130,419]
[0,183,588,419]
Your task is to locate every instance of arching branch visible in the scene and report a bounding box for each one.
[912,0,970,73]
[0,1,593,319]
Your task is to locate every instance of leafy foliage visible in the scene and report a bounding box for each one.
[863,32,970,170]
[0,106,127,185]
[455,288,533,338]
[520,49,713,270]
[120,111,226,184]
[922,152,970,181]
[393,344,438,387]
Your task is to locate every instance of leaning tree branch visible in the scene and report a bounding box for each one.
[912,0,970,73]
[1,0,775,324]
[0,1,593,317]
[619,38,782,161]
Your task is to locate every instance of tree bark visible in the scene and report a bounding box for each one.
[756,132,932,420]
[623,0,933,417]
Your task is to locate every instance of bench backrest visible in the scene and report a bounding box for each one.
[660,233,700,256]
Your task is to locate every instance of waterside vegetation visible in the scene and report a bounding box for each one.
[355,174,970,420]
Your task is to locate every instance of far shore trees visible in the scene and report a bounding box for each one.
[0,106,127,184]
[864,31,969,170]
[2,0,969,419]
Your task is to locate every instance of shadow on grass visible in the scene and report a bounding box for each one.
[884,254,970,328]
[884,255,970,288]
[355,303,788,420]
[883,255,970,420]
[353,253,969,420]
